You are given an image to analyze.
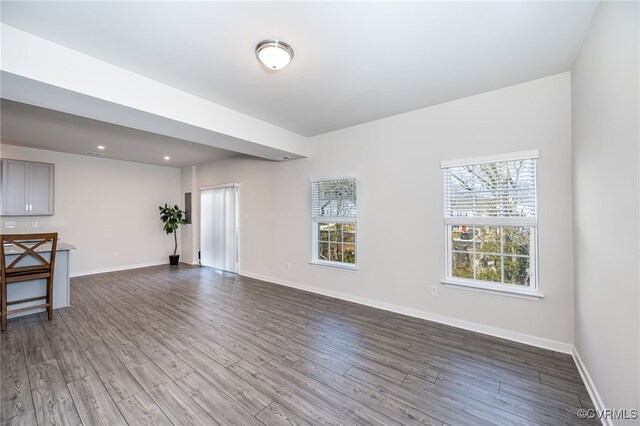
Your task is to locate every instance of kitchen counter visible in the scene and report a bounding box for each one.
[2,241,76,254]
[3,241,75,318]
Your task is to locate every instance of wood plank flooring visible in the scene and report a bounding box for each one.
[0,264,597,425]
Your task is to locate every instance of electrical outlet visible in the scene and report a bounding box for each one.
[286,262,291,270]
[31,221,39,228]
[4,221,15,229]
[113,251,119,258]
[431,286,439,297]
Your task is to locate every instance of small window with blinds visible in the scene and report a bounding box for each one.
[441,150,540,295]
[311,177,357,268]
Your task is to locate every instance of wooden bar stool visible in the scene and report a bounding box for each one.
[0,233,58,331]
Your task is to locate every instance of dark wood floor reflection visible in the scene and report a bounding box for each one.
[1,264,596,425]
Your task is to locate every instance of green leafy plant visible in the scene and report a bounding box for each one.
[158,203,187,256]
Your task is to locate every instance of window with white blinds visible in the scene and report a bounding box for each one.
[311,177,357,268]
[443,157,537,225]
[311,178,357,221]
[441,150,540,295]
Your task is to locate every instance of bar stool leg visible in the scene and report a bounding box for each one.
[1,281,6,331]
[47,277,53,321]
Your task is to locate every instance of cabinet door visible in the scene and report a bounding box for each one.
[29,162,54,215]
[1,160,28,215]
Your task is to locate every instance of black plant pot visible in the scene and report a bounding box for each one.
[169,255,180,265]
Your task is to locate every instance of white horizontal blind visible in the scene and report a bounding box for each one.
[311,178,357,222]
[200,186,238,273]
[443,157,537,225]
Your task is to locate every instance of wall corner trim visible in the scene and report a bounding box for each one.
[572,347,610,426]
[239,270,573,354]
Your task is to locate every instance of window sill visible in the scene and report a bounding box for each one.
[309,260,358,271]
[441,279,544,300]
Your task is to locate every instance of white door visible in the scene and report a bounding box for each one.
[200,185,238,273]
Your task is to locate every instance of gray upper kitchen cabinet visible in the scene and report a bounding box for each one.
[28,162,55,215]
[1,160,29,215]
[0,159,54,216]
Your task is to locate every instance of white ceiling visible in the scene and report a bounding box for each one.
[0,100,238,167]
[1,1,598,137]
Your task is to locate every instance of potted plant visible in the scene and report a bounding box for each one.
[159,203,187,265]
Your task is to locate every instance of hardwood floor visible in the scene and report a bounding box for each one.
[0,265,597,425]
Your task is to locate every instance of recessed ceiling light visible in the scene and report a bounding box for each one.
[96,145,105,150]
[256,39,294,70]
[164,156,171,160]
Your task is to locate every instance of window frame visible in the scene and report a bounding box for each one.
[440,150,542,299]
[310,176,358,270]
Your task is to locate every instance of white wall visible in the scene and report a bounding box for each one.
[0,145,181,275]
[572,0,640,420]
[180,165,199,265]
[197,73,574,348]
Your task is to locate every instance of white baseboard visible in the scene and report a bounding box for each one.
[239,270,573,354]
[70,261,167,277]
[572,347,609,426]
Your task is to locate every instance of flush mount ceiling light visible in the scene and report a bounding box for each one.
[96,145,105,150]
[256,39,294,70]
[164,156,171,161]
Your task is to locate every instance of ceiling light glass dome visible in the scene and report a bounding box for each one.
[256,39,294,70]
